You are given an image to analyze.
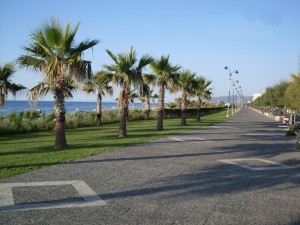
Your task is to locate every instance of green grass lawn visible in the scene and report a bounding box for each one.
[0,110,227,179]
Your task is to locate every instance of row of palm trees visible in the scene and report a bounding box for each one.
[80,49,212,138]
[1,18,212,149]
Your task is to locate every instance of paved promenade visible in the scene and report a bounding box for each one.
[0,109,299,225]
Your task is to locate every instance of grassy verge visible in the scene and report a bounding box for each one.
[0,110,227,179]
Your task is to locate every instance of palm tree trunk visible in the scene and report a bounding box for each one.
[0,87,4,106]
[196,96,202,122]
[145,97,150,119]
[96,92,102,126]
[54,80,67,149]
[118,86,128,137]
[181,90,187,126]
[157,83,165,131]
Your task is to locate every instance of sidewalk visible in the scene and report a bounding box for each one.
[1,109,299,225]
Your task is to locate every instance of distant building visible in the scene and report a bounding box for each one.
[252,93,262,101]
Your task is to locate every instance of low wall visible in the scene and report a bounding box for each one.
[250,108,286,123]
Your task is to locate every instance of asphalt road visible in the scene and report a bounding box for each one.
[1,108,299,225]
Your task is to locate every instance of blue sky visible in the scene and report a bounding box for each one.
[0,0,299,102]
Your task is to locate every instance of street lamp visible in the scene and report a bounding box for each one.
[240,89,244,109]
[224,66,238,117]
[232,80,239,114]
[238,86,242,111]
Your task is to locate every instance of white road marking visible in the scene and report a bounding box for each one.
[244,133,272,136]
[170,137,217,143]
[170,137,184,142]
[196,138,217,142]
[0,180,106,212]
[219,158,296,171]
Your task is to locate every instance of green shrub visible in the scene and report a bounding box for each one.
[30,110,40,120]
[23,111,31,119]
[0,107,225,135]
[102,110,119,124]
[46,112,55,122]
[128,109,144,121]
[19,111,24,118]
[7,112,17,122]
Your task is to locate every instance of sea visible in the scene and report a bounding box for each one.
[0,100,146,117]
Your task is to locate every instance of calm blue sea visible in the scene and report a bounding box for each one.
[0,101,145,116]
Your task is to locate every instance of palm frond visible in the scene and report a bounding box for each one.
[72,38,99,55]
[27,82,49,107]
[82,81,96,94]
[105,49,119,64]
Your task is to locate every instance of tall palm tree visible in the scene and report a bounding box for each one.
[195,76,212,122]
[0,63,26,106]
[103,47,153,137]
[82,71,113,126]
[140,74,157,119]
[149,55,181,130]
[172,70,197,126]
[18,17,99,149]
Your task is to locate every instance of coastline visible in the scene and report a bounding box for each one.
[0,100,147,117]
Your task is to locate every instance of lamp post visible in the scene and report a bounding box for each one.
[232,80,239,114]
[236,89,239,112]
[240,90,244,109]
[234,80,239,113]
[224,66,238,117]
[238,86,242,111]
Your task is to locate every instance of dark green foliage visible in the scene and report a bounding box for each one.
[285,74,300,110]
[251,81,289,108]
[163,107,224,118]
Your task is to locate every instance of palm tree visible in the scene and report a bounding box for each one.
[18,17,99,149]
[0,63,26,106]
[149,55,181,130]
[140,74,157,119]
[82,71,113,126]
[172,70,197,126]
[195,76,212,122]
[103,47,153,137]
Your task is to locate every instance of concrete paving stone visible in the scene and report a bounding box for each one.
[12,185,83,205]
[204,211,274,225]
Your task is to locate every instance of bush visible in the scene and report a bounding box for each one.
[102,110,119,124]
[0,107,225,135]
[23,111,31,119]
[163,107,224,118]
[7,112,17,123]
[30,110,40,120]
[128,109,144,121]
[46,112,55,121]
